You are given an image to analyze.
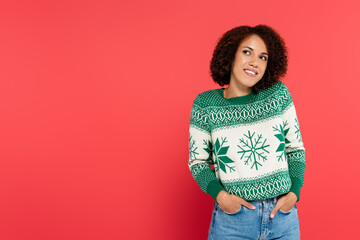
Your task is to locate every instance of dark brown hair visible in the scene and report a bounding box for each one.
[210,24,288,93]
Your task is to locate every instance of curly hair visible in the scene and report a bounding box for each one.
[210,24,288,93]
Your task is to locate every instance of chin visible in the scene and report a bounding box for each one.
[241,80,258,88]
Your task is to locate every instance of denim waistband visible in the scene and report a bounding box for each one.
[247,194,287,205]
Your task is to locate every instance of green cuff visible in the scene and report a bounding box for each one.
[206,179,226,204]
[289,177,303,202]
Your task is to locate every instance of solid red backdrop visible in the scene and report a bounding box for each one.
[0,0,359,239]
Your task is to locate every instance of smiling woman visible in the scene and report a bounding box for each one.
[225,34,269,98]
[188,24,305,240]
[210,25,288,94]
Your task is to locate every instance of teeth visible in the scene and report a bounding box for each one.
[245,70,256,75]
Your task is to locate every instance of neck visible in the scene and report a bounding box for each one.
[224,84,252,99]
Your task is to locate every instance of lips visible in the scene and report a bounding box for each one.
[244,68,258,75]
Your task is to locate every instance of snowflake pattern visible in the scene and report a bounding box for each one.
[237,130,270,170]
[273,121,290,162]
[214,137,236,173]
[188,134,199,160]
[202,139,213,162]
[294,118,302,142]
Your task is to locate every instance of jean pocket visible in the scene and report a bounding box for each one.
[279,204,295,214]
[216,203,242,215]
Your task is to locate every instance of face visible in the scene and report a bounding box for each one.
[230,34,268,90]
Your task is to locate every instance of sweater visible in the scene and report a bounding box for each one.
[188,81,305,204]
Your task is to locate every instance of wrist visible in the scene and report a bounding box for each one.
[216,190,229,203]
[288,191,298,201]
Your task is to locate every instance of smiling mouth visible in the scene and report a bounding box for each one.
[244,69,257,77]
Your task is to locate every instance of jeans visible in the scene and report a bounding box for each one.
[207,195,300,240]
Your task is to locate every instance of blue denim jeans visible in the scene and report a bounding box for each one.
[208,195,300,240]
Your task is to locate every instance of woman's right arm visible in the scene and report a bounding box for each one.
[188,94,225,204]
[188,94,256,212]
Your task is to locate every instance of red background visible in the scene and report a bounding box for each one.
[0,0,359,239]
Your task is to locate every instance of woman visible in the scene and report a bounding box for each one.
[188,25,305,239]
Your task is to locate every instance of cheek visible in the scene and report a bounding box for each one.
[237,67,246,76]
[258,67,267,78]
[260,62,268,73]
[235,60,246,71]
[232,63,242,75]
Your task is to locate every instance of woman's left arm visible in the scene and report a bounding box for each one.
[270,83,306,218]
[281,83,306,203]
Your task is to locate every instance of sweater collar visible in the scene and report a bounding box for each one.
[217,88,256,104]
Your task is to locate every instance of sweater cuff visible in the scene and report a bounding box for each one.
[289,177,302,202]
[206,179,226,204]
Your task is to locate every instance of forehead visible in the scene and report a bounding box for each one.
[239,34,267,52]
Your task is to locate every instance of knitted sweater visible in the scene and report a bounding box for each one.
[188,81,305,204]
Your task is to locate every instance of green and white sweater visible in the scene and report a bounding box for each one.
[188,81,305,204]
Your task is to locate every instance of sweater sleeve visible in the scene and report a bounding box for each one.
[188,94,226,204]
[281,84,306,202]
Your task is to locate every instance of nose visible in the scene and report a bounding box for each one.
[249,55,259,67]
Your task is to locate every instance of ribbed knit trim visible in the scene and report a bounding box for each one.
[217,88,256,104]
[289,177,302,202]
[207,179,226,204]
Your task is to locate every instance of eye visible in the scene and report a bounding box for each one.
[260,56,267,61]
[242,50,250,55]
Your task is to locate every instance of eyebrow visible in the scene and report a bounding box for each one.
[243,46,268,55]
